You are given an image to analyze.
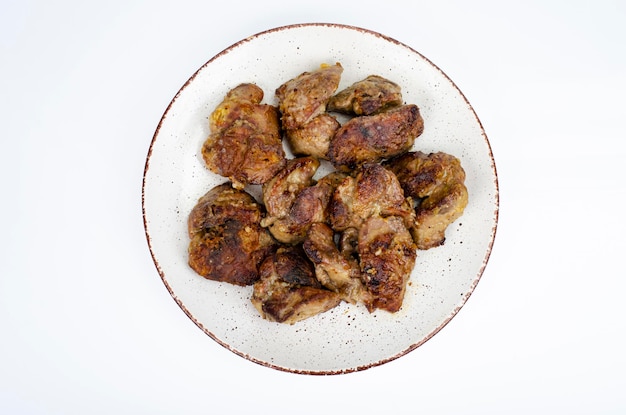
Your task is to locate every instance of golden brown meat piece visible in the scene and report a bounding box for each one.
[303,223,370,305]
[275,63,343,159]
[187,183,276,286]
[275,171,347,244]
[329,163,415,233]
[260,157,319,244]
[328,75,403,116]
[276,63,343,130]
[251,246,341,324]
[285,113,340,159]
[208,82,264,132]
[358,215,417,313]
[385,151,469,250]
[261,158,347,244]
[202,83,286,189]
[328,104,424,171]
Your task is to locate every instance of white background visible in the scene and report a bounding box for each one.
[1,1,624,413]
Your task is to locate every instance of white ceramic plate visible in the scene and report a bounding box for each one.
[142,23,499,374]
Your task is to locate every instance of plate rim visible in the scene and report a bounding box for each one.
[142,22,500,375]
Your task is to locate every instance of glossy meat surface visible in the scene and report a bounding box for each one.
[187,183,276,286]
[275,171,346,243]
[285,113,340,159]
[262,159,346,244]
[328,104,424,171]
[303,222,369,305]
[275,63,343,159]
[202,83,286,189]
[358,215,417,313]
[385,151,469,249]
[276,63,343,129]
[260,157,319,244]
[329,163,415,232]
[251,246,341,324]
[328,75,403,115]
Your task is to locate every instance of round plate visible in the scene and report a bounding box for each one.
[142,23,498,374]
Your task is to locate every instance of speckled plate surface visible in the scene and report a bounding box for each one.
[142,23,498,374]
